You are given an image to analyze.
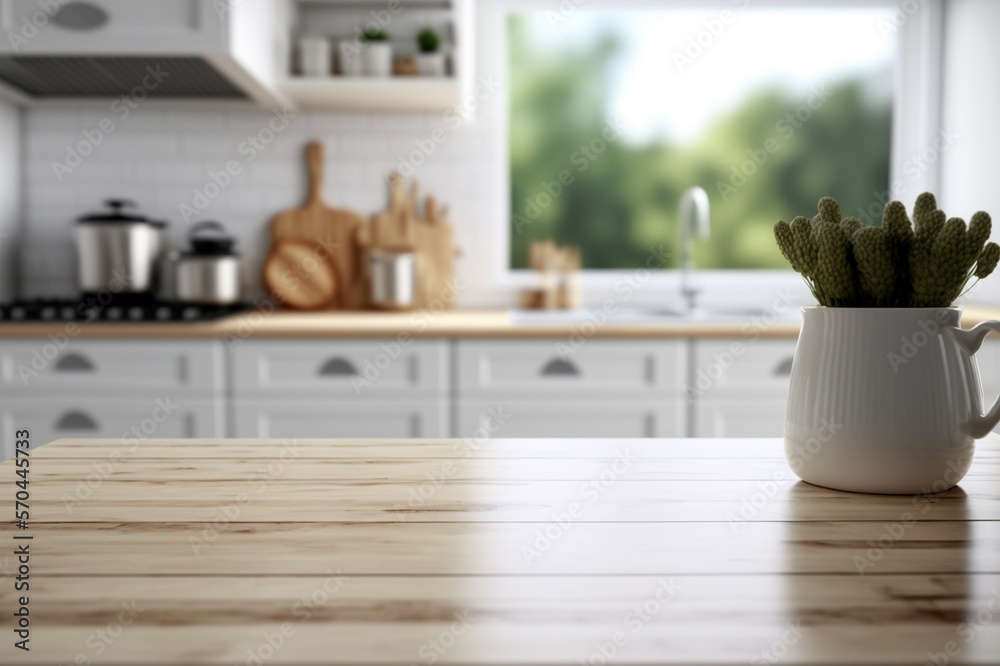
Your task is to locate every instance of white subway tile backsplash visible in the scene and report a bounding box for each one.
[180,135,242,158]
[155,161,210,186]
[27,184,78,211]
[22,107,501,301]
[324,161,366,189]
[247,160,303,188]
[167,110,228,132]
[26,131,82,158]
[368,113,434,132]
[27,108,80,129]
[128,160,163,183]
[340,134,390,157]
[307,113,369,133]
[97,134,179,158]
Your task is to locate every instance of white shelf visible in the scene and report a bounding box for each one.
[278,77,459,111]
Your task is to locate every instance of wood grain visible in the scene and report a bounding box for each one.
[2,306,999,339]
[2,436,999,665]
[356,172,458,311]
[267,141,367,309]
[262,240,338,310]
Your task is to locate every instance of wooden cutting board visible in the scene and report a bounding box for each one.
[415,194,456,307]
[356,173,459,310]
[262,240,338,311]
[267,141,367,309]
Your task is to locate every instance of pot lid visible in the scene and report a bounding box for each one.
[185,221,238,257]
[78,199,150,224]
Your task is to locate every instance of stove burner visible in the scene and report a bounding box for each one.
[0,298,250,323]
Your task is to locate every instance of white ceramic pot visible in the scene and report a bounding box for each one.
[298,37,331,77]
[362,42,392,77]
[338,40,364,77]
[416,52,446,77]
[785,307,1000,494]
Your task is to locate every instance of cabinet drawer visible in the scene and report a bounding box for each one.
[695,400,787,438]
[691,339,797,397]
[0,396,224,458]
[0,340,225,396]
[233,400,447,438]
[0,1,223,54]
[231,340,448,398]
[457,400,683,438]
[457,340,684,395]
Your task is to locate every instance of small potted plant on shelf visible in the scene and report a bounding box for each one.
[416,28,445,77]
[773,193,1000,494]
[361,27,392,77]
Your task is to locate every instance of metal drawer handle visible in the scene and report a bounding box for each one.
[55,411,99,431]
[51,3,110,30]
[318,357,359,377]
[55,353,95,372]
[773,358,794,376]
[540,358,580,377]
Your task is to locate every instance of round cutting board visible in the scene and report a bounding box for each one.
[263,240,338,311]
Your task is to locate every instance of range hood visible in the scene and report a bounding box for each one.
[0,0,289,106]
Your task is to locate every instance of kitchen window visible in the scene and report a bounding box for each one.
[507,5,903,271]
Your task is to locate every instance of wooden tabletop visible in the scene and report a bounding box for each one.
[0,305,997,339]
[2,437,999,665]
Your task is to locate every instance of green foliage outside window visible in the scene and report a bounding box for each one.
[508,14,892,270]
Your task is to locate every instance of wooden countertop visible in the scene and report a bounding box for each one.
[2,436,999,665]
[1,305,999,339]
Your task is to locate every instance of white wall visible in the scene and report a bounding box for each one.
[0,99,21,302]
[19,103,503,302]
[940,0,1000,304]
[12,0,1000,308]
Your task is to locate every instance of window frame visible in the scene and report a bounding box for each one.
[481,0,943,308]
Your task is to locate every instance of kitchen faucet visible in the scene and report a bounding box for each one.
[678,186,711,313]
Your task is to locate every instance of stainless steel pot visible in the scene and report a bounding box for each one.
[75,200,160,294]
[176,221,241,305]
[368,248,417,309]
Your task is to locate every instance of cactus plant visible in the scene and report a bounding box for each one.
[362,28,389,42]
[773,193,999,307]
[418,28,441,53]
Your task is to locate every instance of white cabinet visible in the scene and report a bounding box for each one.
[0,1,226,55]
[458,340,683,395]
[695,400,787,438]
[457,400,684,438]
[0,396,223,458]
[0,332,818,446]
[232,340,447,398]
[691,339,797,438]
[230,339,450,439]
[0,339,227,458]
[233,400,446,439]
[455,340,685,438]
[0,340,225,395]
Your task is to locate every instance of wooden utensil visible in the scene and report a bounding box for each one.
[369,173,418,251]
[414,198,456,307]
[357,172,459,310]
[267,141,367,308]
[263,240,338,311]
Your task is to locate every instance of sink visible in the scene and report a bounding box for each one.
[687,306,771,319]
[509,306,685,324]
[509,305,799,325]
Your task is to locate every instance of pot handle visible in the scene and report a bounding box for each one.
[954,320,1000,438]
[189,221,226,238]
